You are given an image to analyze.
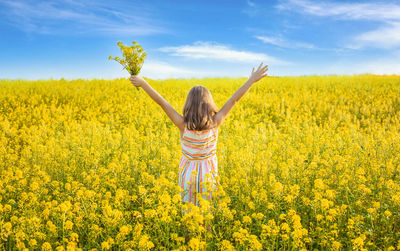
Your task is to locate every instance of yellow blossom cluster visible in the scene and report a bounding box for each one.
[109,41,146,75]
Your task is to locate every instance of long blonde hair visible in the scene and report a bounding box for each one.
[183,85,219,131]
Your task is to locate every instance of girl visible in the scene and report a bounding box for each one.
[129,62,268,228]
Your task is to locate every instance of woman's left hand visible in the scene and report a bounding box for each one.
[129,75,147,88]
[249,62,268,83]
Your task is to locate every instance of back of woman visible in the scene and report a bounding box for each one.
[179,124,219,207]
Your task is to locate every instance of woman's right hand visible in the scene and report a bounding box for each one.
[129,75,147,88]
[249,62,269,83]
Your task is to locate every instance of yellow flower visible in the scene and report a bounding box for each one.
[188,237,205,250]
[144,209,157,219]
[272,182,283,194]
[3,222,12,232]
[46,221,57,234]
[138,185,147,195]
[4,204,11,212]
[325,189,335,199]
[281,234,290,241]
[328,208,338,218]
[30,181,39,191]
[41,242,52,251]
[280,222,291,233]
[138,235,154,250]
[352,234,366,249]
[29,239,38,247]
[332,241,341,251]
[219,240,235,250]
[59,201,72,212]
[248,201,255,210]
[70,232,79,243]
[233,228,249,245]
[372,201,380,208]
[252,212,264,221]
[249,235,263,250]
[314,179,325,190]
[172,194,181,204]
[119,225,132,236]
[159,193,171,204]
[242,215,252,224]
[64,220,73,230]
[101,237,114,250]
[320,199,331,210]
[101,241,111,250]
[284,194,294,203]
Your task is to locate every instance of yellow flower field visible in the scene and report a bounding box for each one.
[1,75,400,250]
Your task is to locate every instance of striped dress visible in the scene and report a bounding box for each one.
[179,124,219,207]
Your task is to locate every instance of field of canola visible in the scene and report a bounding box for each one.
[1,75,400,250]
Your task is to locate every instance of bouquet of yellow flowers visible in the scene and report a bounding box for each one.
[109,41,147,76]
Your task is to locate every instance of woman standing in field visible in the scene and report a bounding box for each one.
[129,62,268,226]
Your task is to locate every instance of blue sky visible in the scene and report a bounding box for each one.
[0,0,399,79]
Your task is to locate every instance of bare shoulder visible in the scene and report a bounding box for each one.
[176,118,185,132]
[210,119,220,132]
[179,121,186,134]
[212,113,223,128]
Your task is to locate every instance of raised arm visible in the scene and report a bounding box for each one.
[129,75,185,131]
[214,62,269,128]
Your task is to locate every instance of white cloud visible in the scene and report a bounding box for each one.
[351,22,400,49]
[277,0,400,21]
[0,0,168,35]
[246,0,256,7]
[277,0,400,49]
[254,35,316,49]
[140,61,202,79]
[158,41,289,65]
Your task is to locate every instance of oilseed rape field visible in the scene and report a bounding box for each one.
[1,75,400,250]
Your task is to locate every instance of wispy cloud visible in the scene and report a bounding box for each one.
[277,0,400,49]
[324,57,400,75]
[246,0,256,8]
[276,0,400,21]
[254,35,316,49]
[351,22,400,49]
[158,41,289,64]
[0,0,168,35]
[243,0,266,18]
[140,60,201,79]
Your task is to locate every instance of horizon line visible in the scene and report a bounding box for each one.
[1,73,400,81]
